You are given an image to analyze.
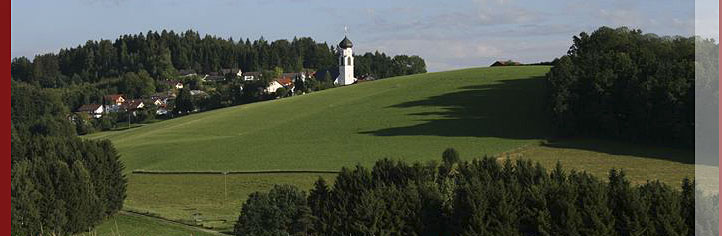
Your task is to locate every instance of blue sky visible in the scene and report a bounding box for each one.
[12,0,702,72]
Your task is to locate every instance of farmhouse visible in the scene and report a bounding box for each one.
[221,68,243,77]
[76,104,104,118]
[490,60,522,67]
[204,75,226,83]
[104,94,125,105]
[121,99,145,111]
[149,92,175,105]
[282,71,313,81]
[265,80,284,93]
[242,72,261,81]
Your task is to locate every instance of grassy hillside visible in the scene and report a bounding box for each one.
[77,212,221,236]
[87,66,701,233]
[88,66,552,172]
[124,173,336,232]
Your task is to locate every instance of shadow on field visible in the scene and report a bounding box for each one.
[542,139,695,165]
[360,76,550,139]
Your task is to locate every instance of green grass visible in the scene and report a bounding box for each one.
[124,173,337,232]
[87,66,552,173]
[504,139,697,186]
[78,212,220,236]
[85,66,703,233]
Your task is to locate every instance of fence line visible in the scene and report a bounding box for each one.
[131,169,340,175]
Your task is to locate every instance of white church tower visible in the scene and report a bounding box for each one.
[334,36,356,85]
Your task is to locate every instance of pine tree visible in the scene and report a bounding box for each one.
[308,177,330,234]
[680,178,694,236]
[10,161,42,236]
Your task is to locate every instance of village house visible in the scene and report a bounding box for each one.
[242,72,261,81]
[265,77,293,93]
[285,71,316,82]
[490,60,522,67]
[221,68,243,78]
[164,80,184,90]
[76,104,104,118]
[149,92,175,106]
[204,75,226,83]
[121,99,145,112]
[104,94,125,105]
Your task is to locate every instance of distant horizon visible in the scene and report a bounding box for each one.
[12,0,706,72]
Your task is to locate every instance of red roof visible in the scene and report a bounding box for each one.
[104,94,125,102]
[275,77,293,86]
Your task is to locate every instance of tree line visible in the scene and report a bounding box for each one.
[233,149,717,236]
[10,30,426,134]
[546,26,699,147]
[11,81,127,235]
[10,29,426,89]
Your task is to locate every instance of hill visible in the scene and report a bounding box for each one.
[87,66,700,233]
[88,66,552,172]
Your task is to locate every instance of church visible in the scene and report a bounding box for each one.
[334,36,356,85]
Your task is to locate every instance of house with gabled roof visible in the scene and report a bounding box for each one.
[242,72,262,81]
[104,94,125,105]
[76,104,104,118]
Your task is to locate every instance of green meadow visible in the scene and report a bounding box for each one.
[87,66,701,233]
[87,66,552,173]
[76,212,221,236]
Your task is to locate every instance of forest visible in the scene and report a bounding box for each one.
[10,30,426,133]
[10,29,426,89]
[546,26,704,147]
[10,81,127,235]
[233,149,717,236]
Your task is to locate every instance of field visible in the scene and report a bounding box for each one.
[87,66,551,172]
[76,212,221,236]
[124,173,336,233]
[86,66,703,234]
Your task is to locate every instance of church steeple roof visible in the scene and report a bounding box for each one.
[338,36,353,49]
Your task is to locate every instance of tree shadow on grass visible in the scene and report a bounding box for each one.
[359,75,696,165]
[542,139,695,165]
[359,76,550,140]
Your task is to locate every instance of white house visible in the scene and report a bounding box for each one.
[104,94,126,105]
[242,72,261,81]
[265,80,284,93]
[76,104,104,118]
[334,36,356,85]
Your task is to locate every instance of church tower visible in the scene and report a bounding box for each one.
[335,36,356,85]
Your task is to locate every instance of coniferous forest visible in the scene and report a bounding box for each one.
[233,149,717,236]
[10,81,127,235]
[10,30,427,134]
[10,29,426,89]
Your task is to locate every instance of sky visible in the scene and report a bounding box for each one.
[11,0,709,72]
